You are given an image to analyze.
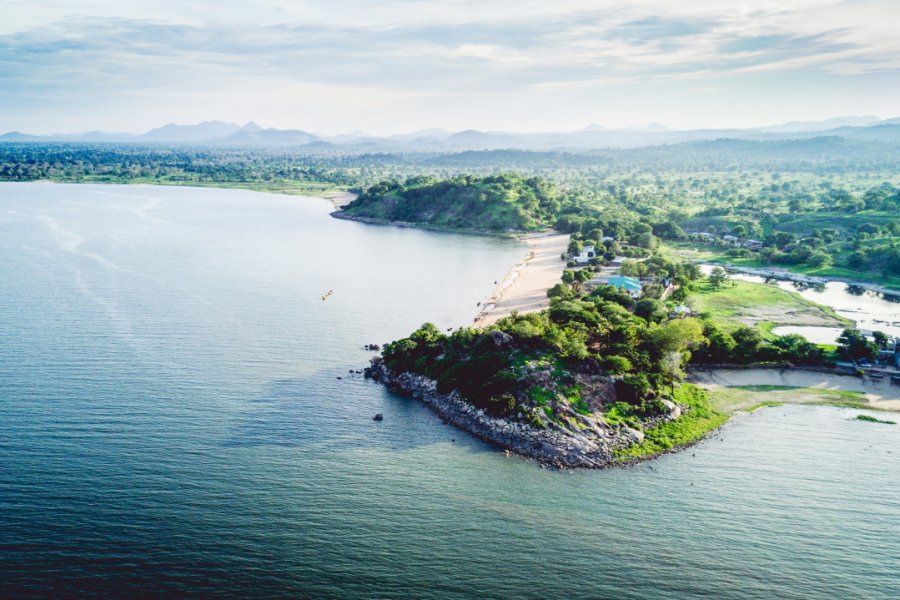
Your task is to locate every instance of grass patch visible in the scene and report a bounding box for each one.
[746,401,784,412]
[691,279,851,333]
[527,386,554,406]
[756,321,779,340]
[737,384,798,392]
[708,385,874,414]
[614,384,727,462]
[855,414,896,425]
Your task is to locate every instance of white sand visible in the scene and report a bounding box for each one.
[324,191,357,208]
[474,232,570,327]
[689,368,900,411]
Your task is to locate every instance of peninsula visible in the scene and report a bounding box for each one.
[346,174,899,467]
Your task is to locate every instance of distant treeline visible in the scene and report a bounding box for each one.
[1,135,897,188]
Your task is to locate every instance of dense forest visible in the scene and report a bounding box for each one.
[342,174,561,231]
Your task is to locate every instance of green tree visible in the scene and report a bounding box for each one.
[708,267,730,288]
[807,251,832,268]
[836,329,878,361]
[634,298,667,323]
[731,326,763,361]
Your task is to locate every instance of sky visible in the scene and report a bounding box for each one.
[1,0,898,135]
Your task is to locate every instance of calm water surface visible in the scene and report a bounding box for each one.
[1,184,898,599]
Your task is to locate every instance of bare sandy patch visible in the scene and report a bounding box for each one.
[688,368,900,412]
[736,306,842,327]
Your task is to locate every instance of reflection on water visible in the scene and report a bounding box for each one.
[787,280,826,294]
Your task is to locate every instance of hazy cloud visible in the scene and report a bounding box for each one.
[0,0,897,133]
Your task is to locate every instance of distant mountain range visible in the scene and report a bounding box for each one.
[2,116,899,151]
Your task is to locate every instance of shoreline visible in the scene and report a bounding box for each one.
[373,362,899,469]
[366,362,641,469]
[330,211,524,237]
[474,232,570,327]
[328,211,571,326]
[367,362,723,470]
[12,177,351,200]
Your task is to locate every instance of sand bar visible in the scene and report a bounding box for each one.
[475,232,570,327]
[689,367,900,411]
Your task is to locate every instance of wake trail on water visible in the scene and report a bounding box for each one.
[36,214,125,272]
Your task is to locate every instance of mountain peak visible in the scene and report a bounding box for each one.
[140,120,242,141]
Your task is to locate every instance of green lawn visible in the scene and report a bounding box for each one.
[708,385,873,413]
[690,280,851,333]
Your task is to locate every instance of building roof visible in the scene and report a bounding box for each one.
[607,275,642,291]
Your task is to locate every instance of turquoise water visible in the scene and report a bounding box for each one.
[1,183,897,599]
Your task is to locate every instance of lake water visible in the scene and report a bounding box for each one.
[2,184,898,599]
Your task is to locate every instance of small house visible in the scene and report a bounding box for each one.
[574,245,596,265]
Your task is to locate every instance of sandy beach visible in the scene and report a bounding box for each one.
[323,190,358,208]
[689,367,900,411]
[474,232,570,327]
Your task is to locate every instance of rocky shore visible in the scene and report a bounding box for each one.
[365,359,682,468]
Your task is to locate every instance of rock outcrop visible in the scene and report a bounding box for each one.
[365,360,682,468]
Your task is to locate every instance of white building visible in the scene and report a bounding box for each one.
[574,245,596,265]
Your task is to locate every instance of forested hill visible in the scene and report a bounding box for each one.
[340,174,562,232]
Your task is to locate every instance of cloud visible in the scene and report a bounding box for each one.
[0,9,883,95]
[0,1,897,132]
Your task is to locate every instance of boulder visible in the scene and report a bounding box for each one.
[623,426,645,443]
[488,330,513,348]
[661,399,682,420]
[373,413,384,421]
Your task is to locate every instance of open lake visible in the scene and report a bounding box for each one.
[1,184,897,599]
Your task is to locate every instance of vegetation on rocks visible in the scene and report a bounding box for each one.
[855,414,896,425]
[613,384,727,461]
